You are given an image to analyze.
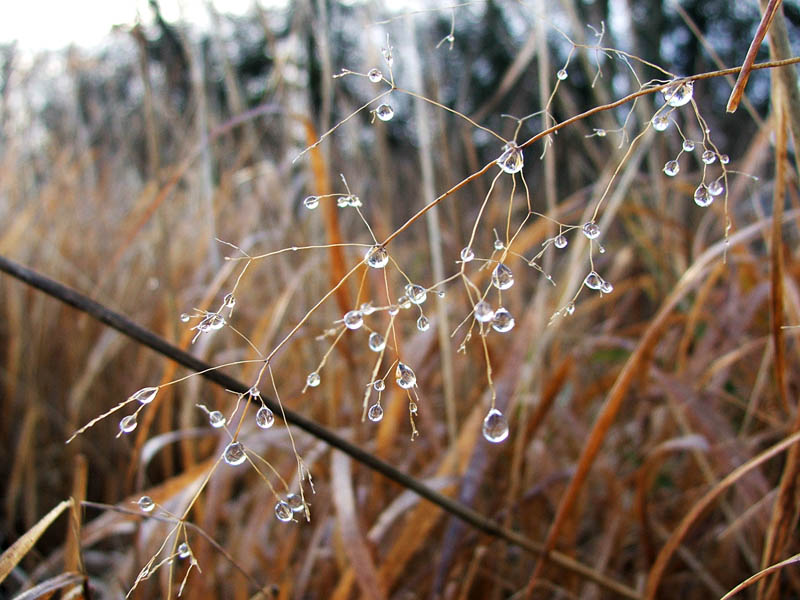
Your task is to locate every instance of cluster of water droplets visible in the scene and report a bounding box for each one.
[584,271,614,294]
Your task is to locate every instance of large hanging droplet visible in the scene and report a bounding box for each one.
[405,284,427,305]
[137,496,155,512]
[473,301,494,323]
[178,542,190,558]
[365,245,389,268]
[482,408,509,443]
[286,493,305,513]
[491,263,514,290]
[491,308,515,333]
[303,195,319,210]
[682,139,695,152]
[343,310,364,330]
[395,362,417,389]
[373,379,385,391]
[663,80,693,107]
[132,387,158,405]
[275,501,293,522]
[694,184,713,207]
[416,316,430,332]
[368,68,383,83]
[601,280,614,294]
[119,414,138,433]
[256,406,275,429]
[652,114,669,132]
[557,68,568,81]
[306,372,321,388]
[376,104,394,121]
[663,160,679,177]
[223,441,247,466]
[180,313,191,323]
[368,332,386,352]
[582,222,601,240]
[223,293,236,309]
[368,403,384,422]
[554,234,568,249]
[496,141,524,174]
[701,150,716,165]
[208,411,226,428]
[708,179,725,196]
[460,247,475,262]
[584,271,603,290]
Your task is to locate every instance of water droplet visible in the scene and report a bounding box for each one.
[584,271,603,290]
[132,387,158,405]
[365,245,389,268]
[473,301,494,323]
[682,139,695,152]
[554,234,568,249]
[373,379,385,391]
[491,308,515,333]
[493,239,504,251]
[376,104,394,121]
[491,263,514,290]
[178,542,190,558]
[496,141,524,174]
[663,80,693,107]
[180,313,190,323]
[119,414,138,433]
[405,284,427,305]
[388,304,399,316]
[337,196,348,208]
[708,179,725,196]
[367,68,382,83]
[694,184,713,207]
[368,332,386,352]
[223,293,236,308]
[595,128,607,137]
[652,114,669,132]
[701,150,716,165]
[360,302,375,315]
[435,290,446,298]
[720,154,730,165]
[460,247,475,262]
[138,496,155,512]
[306,372,321,388]
[275,501,293,522]
[368,403,384,422]
[209,411,226,428]
[286,493,305,513]
[343,310,364,330]
[582,222,601,240]
[565,302,575,315]
[223,441,247,466]
[303,195,319,209]
[408,401,418,414]
[395,362,417,389]
[601,280,614,294]
[482,408,509,443]
[557,68,568,80]
[663,160,680,177]
[381,45,393,67]
[416,315,430,332]
[248,386,261,399]
[256,406,275,429]
[345,194,361,207]
[398,295,411,309]
[598,244,606,254]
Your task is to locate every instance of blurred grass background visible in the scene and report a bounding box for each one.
[2,1,800,598]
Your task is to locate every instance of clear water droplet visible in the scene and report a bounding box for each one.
[373,379,385,391]
[701,150,716,165]
[368,403,384,422]
[209,411,226,428]
[482,408,509,443]
[360,302,375,315]
[303,195,319,209]
[496,141,524,174]
[376,104,394,121]
[565,302,575,315]
[368,332,386,352]
[601,280,614,294]
[306,372,321,388]
[663,80,693,107]
[178,542,190,558]
[694,184,713,207]
[388,304,399,316]
[493,239,504,251]
[595,128,607,137]
[663,160,680,177]
[416,315,430,332]
[491,308,515,333]
[343,310,364,330]
[398,295,411,309]
[347,194,361,207]
[180,313,190,323]
[367,68,382,83]
[256,406,275,429]
[395,362,417,389]
[598,244,606,254]
[138,496,155,512]
[584,271,603,290]
[120,414,138,433]
[460,247,475,262]
[473,301,494,323]
[708,179,725,196]
[682,139,695,152]
[652,114,669,132]
[337,196,348,208]
[554,234,568,249]
[582,222,601,240]
[557,68,568,80]
[381,45,393,66]
[223,441,247,466]
[405,284,427,305]
[720,154,730,165]
[286,493,305,513]
[365,245,389,268]
[132,387,158,405]
[223,293,236,308]
[275,501,293,522]
[491,263,514,290]
[408,401,418,415]
[248,386,261,399]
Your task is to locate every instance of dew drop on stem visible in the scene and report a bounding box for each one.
[275,501,293,522]
[496,141,524,174]
[491,308,515,333]
[368,403,384,422]
[491,263,514,290]
[395,362,416,389]
[137,496,155,512]
[223,441,247,466]
[119,414,138,433]
[474,301,494,323]
[365,245,389,268]
[286,493,305,513]
[460,247,475,262]
[375,104,394,121]
[482,408,509,443]
[208,411,226,428]
[256,406,275,429]
[306,372,321,387]
[369,332,385,352]
[367,68,382,83]
[343,310,364,330]
[132,387,158,405]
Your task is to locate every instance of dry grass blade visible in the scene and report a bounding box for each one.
[722,552,800,600]
[11,572,85,600]
[65,454,88,575]
[0,499,72,584]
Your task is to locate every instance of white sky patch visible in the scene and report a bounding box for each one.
[0,0,281,52]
